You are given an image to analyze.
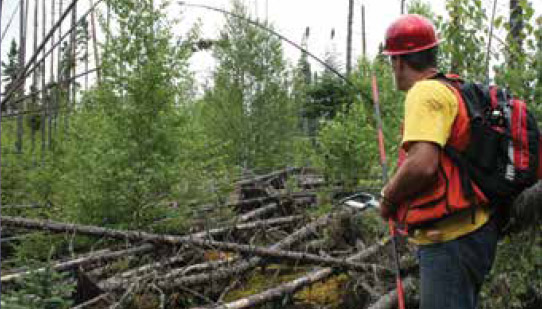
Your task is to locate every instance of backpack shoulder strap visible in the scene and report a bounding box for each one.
[431,74,480,207]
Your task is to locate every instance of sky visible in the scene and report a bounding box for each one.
[1,0,542,93]
[180,0,448,87]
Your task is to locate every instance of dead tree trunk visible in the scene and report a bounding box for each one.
[89,0,101,83]
[41,0,46,163]
[67,0,77,130]
[55,0,62,136]
[346,0,353,76]
[361,4,366,59]
[48,0,54,148]
[31,0,38,162]
[50,0,55,81]
[16,0,26,153]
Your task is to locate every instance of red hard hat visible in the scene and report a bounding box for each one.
[383,14,440,56]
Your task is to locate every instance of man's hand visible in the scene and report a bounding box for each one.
[379,187,398,219]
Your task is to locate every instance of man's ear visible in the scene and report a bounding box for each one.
[397,57,406,71]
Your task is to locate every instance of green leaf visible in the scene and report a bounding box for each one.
[494,16,504,29]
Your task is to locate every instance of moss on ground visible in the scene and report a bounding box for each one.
[224,265,349,307]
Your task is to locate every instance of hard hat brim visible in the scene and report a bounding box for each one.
[382,40,442,56]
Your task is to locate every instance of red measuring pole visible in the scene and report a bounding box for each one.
[371,73,406,309]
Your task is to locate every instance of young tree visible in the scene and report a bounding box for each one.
[51,0,229,228]
[202,0,298,172]
[437,0,487,79]
[1,40,20,114]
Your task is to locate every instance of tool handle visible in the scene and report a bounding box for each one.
[397,277,406,309]
[389,219,406,309]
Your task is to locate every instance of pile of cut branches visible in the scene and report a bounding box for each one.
[8,169,539,308]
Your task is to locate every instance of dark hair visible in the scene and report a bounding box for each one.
[393,46,438,71]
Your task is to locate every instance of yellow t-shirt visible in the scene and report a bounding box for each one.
[401,80,490,245]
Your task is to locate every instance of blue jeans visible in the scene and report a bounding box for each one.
[417,220,499,309]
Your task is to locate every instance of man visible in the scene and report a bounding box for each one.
[378,14,499,309]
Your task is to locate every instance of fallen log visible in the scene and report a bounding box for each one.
[509,180,542,233]
[100,258,237,291]
[195,193,317,215]
[367,276,416,309]
[99,252,192,290]
[237,203,278,222]
[192,240,390,309]
[0,234,35,243]
[170,258,235,276]
[298,239,329,253]
[1,244,154,283]
[94,218,283,283]
[227,192,317,211]
[188,215,305,240]
[235,167,302,187]
[1,215,381,273]
[154,210,352,290]
[113,253,186,277]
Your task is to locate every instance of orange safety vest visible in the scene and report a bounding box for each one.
[395,81,489,227]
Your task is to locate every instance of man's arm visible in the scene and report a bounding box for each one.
[380,141,440,219]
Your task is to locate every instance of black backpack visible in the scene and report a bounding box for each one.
[437,74,541,230]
